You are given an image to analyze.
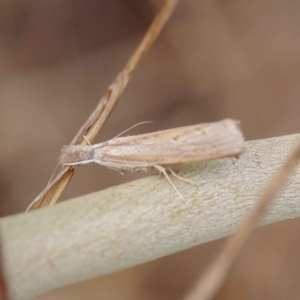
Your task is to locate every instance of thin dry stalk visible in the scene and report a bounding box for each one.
[183,140,300,300]
[27,0,178,211]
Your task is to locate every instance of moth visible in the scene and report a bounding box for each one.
[60,119,245,199]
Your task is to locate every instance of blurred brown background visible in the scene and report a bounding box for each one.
[1,0,300,299]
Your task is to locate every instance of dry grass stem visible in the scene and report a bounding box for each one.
[27,0,178,211]
[183,139,300,300]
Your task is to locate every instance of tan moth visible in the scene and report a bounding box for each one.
[60,119,245,199]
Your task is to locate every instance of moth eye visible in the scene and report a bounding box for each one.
[87,149,94,160]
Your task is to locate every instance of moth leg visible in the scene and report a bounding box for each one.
[154,165,184,201]
[167,167,198,186]
[63,160,94,166]
[157,169,163,179]
[83,136,92,146]
[93,160,125,175]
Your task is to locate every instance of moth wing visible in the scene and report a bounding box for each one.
[101,119,245,166]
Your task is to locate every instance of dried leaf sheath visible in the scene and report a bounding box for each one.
[60,119,245,171]
[27,0,179,210]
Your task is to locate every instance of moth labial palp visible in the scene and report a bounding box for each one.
[59,119,246,200]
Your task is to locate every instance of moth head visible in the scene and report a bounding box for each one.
[59,145,93,165]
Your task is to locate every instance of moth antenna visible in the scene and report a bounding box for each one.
[112,121,157,140]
